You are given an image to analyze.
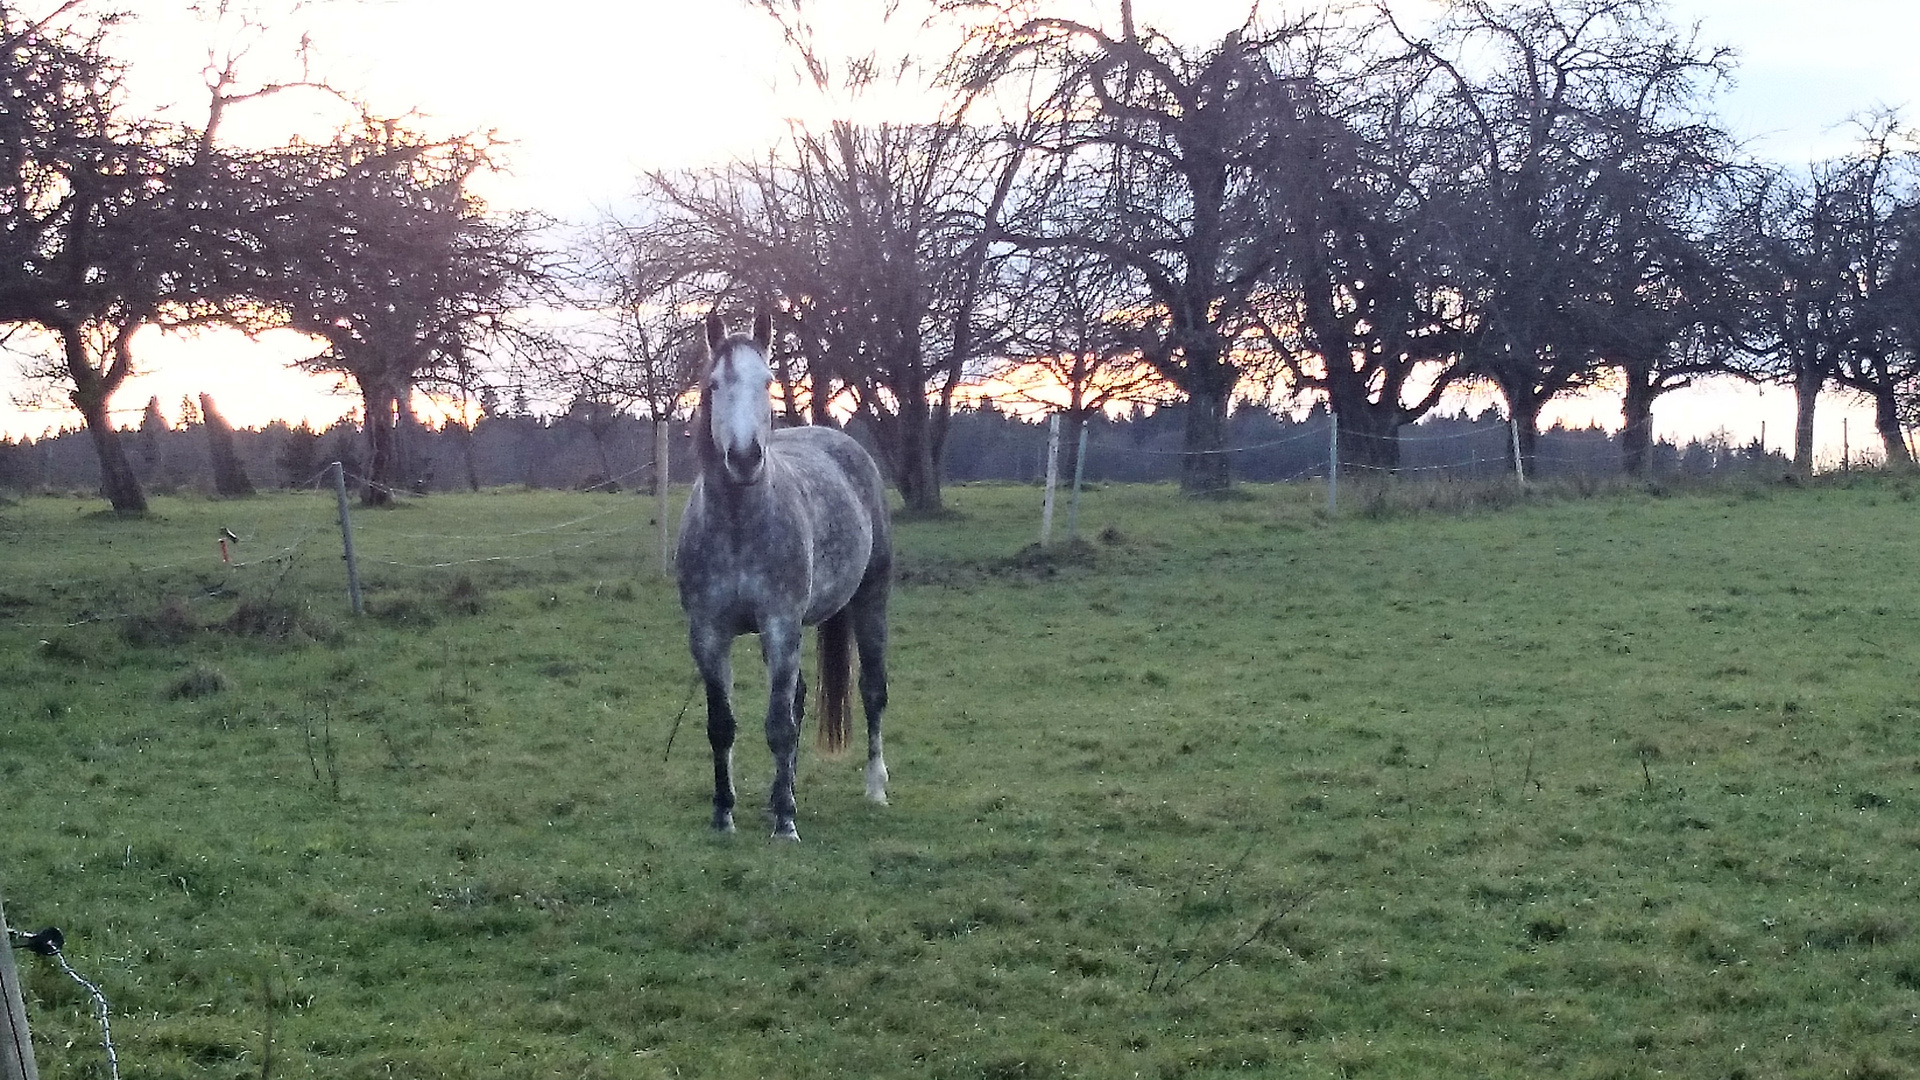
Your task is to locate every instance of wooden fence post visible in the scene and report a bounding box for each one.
[1327,410,1339,515]
[1040,413,1062,546]
[331,461,365,615]
[0,893,40,1080]
[1510,417,1528,489]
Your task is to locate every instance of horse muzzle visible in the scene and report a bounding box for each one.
[723,442,766,485]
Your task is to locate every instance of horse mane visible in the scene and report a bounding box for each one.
[691,352,722,477]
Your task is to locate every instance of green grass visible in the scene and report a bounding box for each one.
[4,476,1920,1078]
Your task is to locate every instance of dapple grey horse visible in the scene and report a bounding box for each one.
[675,309,893,840]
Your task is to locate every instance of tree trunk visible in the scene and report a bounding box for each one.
[62,329,147,514]
[1620,370,1657,478]
[776,350,805,427]
[1874,386,1914,470]
[199,393,256,497]
[588,425,615,487]
[1793,363,1821,476]
[75,392,148,514]
[397,405,428,493]
[808,366,836,427]
[893,398,943,514]
[1330,392,1402,474]
[359,379,400,506]
[1179,393,1230,493]
[457,422,481,492]
[1506,395,1543,482]
[1058,406,1091,482]
[1177,346,1234,495]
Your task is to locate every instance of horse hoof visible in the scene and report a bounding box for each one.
[712,812,736,833]
[772,821,800,842]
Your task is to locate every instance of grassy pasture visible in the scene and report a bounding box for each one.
[3,477,1920,1078]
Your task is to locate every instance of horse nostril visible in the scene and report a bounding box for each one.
[729,443,764,477]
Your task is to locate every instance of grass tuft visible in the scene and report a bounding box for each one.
[444,573,485,615]
[123,597,198,647]
[166,663,230,700]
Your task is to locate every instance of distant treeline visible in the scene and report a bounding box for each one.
[0,402,1796,499]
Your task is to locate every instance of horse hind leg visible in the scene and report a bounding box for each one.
[852,597,890,805]
[814,608,854,753]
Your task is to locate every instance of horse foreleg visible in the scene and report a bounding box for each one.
[691,627,737,833]
[762,620,804,841]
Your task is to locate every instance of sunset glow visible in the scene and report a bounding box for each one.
[4,0,1917,456]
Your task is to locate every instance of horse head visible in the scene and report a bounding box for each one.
[702,308,775,486]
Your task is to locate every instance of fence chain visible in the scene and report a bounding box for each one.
[7,926,118,1080]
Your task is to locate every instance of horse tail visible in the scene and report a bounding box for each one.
[816,608,854,753]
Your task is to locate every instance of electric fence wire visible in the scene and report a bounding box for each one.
[6,927,118,1080]
[352,496,631,543]
[5,495,338,629]
[345,456,657,508]
[1072,420,1631,481]
[1083,424,1327,457]
[333,470,654,569]
[2,474,655,630]
[363,523,653,570]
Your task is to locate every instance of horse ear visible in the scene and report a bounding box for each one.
[705,311,725,350]
[753,306,772,350]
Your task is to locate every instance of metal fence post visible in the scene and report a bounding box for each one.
[1040,413,1062,546]
[1066,419,1090,542]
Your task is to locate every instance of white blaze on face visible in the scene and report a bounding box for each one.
[709,341,775,484]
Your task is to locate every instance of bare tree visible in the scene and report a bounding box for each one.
[641,116,1021,513]
[1825,114,1920,468]
[198,392,255,496]
[1727,166,1857,472]
[1381,0,1736,476]
[533,221,705,570]
[0,3,287,512]
[969,14,1325,493]
[1560,80,1741,477]
[248,116,556,504]
[1730,118,1920,472]
[994,243,1167,470]
[1252,35,1466,475]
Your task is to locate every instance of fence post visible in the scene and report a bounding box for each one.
[654,418,673,578]
[1040,413,1062,546]
[1327,409,1339,515]
[331,461,365,615]
[1510,418,1528,489]
[1,893,40,1080]
[1066,419,1089,543]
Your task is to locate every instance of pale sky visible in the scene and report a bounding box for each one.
[5,0,1918,457]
